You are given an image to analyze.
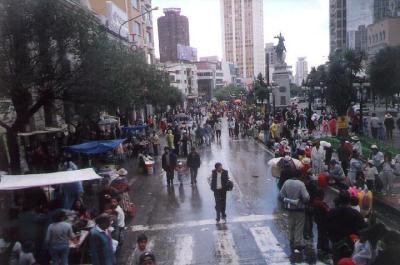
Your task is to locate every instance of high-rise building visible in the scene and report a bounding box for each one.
[295,57,309,86]
[220,0,265,82]
[265,43,276,84]
[374,0,400,22]
[157,8,192,63]
[367,17,400,58]
[346,0,374,51]
[86,0,156,64]
[329,0,347,54]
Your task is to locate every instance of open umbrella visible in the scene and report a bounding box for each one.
[267,157,304,178]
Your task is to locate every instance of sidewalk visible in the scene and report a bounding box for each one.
[255,131,400,217]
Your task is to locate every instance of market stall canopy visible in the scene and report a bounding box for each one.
[0,168,101,190]
[122,125,148,132]
[67,139,125,154]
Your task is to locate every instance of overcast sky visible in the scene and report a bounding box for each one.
[151,0,329,69]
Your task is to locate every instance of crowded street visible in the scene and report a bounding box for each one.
[119,118,328,265]
[2,1,400,265]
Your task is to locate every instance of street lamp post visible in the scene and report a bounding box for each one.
[353,79,370,135]
[118,6,159,39]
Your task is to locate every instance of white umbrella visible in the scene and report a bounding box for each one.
[267,157,304,178]
[320,141,332,148]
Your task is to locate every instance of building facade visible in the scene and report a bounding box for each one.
[157,8,194,63]
[220,0,265,82]
[196,59,224,102]
[374,0,400,22]
[295,57,309,86]
[367,17,400,58]
[346,0,374,51]
[86,0,156,63]
[330,0,347,54]
[163,62,198,104]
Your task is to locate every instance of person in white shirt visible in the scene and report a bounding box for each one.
[311,140,326,174]
[209,163,230,223]
[111,197,125,247]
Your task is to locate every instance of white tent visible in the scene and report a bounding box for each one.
[0,168,101,190]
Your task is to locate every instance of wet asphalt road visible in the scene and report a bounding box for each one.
[118,119,330,265]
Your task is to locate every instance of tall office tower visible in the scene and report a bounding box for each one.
[157,8,191,63]
[346,0,374,51]
[374,0,400,22]
[330,0,347,54]
[220,0,265,82]
[295,57,309,87]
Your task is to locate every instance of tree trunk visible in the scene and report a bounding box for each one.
[6,128,21,174]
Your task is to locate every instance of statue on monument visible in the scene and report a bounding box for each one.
[274,33,286,65]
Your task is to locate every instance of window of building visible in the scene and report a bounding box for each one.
[383,31,386,40]
[280,96,287,106]
[175,70,180,74]
[176,79,180,83]
[169,75,175,82]
[279,87,286,93]
[131,0,138,9]
[133,21,141,36]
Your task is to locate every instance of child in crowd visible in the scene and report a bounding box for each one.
[132,234,151,265]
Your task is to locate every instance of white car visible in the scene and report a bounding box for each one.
[174,114,194,129]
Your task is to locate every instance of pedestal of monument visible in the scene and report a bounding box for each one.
[272,64,291,107]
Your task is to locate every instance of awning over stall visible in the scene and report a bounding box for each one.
[67,139,125,154]
[0,168,101,190]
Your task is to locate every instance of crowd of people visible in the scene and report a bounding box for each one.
[264,105,400,264]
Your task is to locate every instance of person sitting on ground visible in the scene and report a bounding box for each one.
[132,234,151,265]
[352,224,386,265]
[326,191,366,264]
[372,229,400,265]
[364,160,378,191]
[328,159,347,189]
[71,198,90,220]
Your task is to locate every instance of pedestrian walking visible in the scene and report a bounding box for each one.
[311,140,326,175]
[228,118,235,138]
[351,136,362,157]
[214,120,222,141]
[89,214,115,265]
[110,196,125,248]
[187,147,201,185]
[279,170,310,253]
[384,113,395,140]
[380,153,395,195]
[150,131,160,156]
[311,189,330,258]
[45,210,76,265]
[364,160,378,191]
[139,252,156,265]
[162,147,177,186]
[370,113,380,139]
[337,139,353,176]
[132,234,151,265]
[209,163,231,223]
[166,130,174,149]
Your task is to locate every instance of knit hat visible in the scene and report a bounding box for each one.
[337,258,356,265]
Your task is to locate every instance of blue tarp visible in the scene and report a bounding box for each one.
[122,125,148,132]
[67,139,125,154]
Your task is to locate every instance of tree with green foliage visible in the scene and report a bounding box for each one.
[0,0,176,172]
[369,46,400,101]
[214,84,247,101]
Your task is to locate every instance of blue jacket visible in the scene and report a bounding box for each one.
[89,227,115,265]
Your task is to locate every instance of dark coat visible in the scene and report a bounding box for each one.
[210,169,229,191]
[187,152,201,169]
[162,152,177,172]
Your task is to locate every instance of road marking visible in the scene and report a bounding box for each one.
[130,214,275,232]
[127,239,155,265]
[250,226,288,264]
[214,230,239,265]
[174,234,194,265]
